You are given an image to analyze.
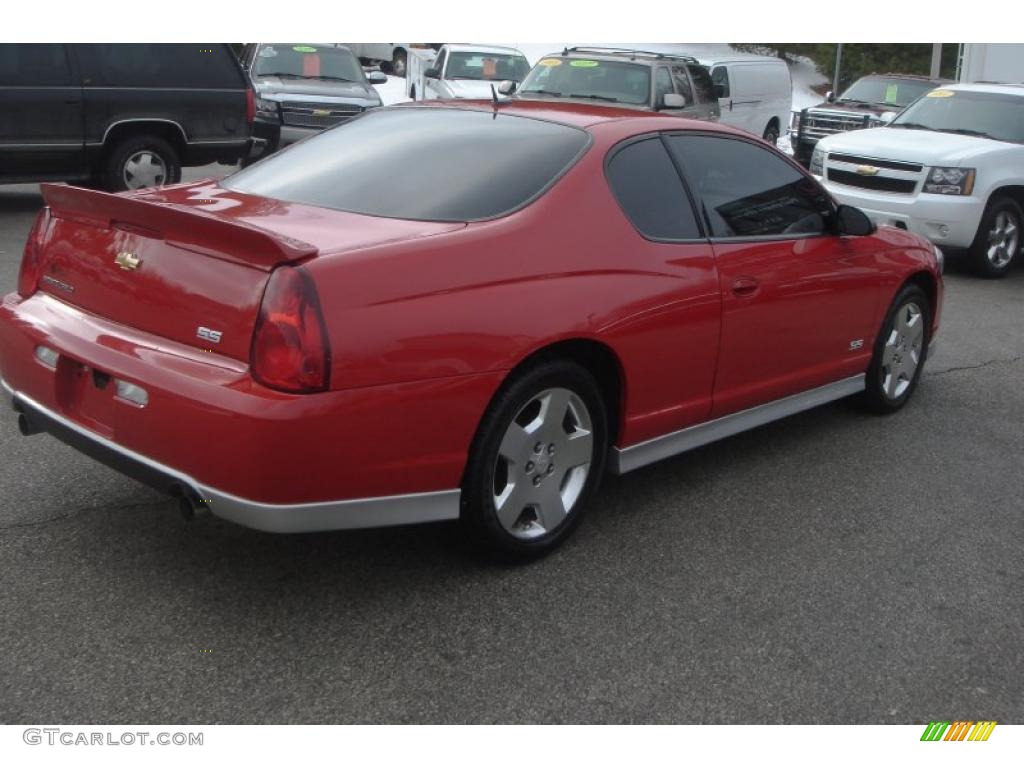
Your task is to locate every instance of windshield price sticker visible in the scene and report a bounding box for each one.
[928,89,955,98]
[293,45,318,53]
[885,84,899,103]
[570,60,600,68]
[538,58,563,67]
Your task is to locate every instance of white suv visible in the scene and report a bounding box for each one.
[813,82,1024,277]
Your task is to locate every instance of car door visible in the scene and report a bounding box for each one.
[0,44,85,179]
[665,133,881,417]
[425,47,447,99]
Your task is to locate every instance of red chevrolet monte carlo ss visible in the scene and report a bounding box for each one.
[0,101,943,559]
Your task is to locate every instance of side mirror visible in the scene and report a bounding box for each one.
[367,71,388,85]
[497,80,516,95]
[826,90,836,103]
[713,83,725,99]
[836,204,876,236]
[661,93,686,110]
[424,67,440,79]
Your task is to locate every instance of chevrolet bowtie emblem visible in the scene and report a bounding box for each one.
[856,165,880,176]
[115,252,141,270]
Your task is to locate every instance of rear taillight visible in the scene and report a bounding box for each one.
[245,87,256,125]
[18,207,52,298]
[250,267,330,393]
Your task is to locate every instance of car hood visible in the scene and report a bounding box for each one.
[255,76,381,104]
[818,126,1014,165]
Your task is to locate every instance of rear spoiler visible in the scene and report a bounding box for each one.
[40,183,318,271]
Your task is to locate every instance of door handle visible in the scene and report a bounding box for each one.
[731,277,759,297]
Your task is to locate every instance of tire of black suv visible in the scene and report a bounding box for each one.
[103,134,182,192]
[460,360,608,562]
[859,283,931,414]
[968,196,1022,278]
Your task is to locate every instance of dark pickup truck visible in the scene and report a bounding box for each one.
[0,44,255,191]
[789,73,950,166]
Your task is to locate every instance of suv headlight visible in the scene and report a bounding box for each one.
[255,97,280,120]
[923,167,975,196]
[810,146,825,176]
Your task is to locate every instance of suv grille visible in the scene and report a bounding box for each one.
[827,153,923,173]
[827,169,917,193]
[280,103,364,129]
[801,110,872,140]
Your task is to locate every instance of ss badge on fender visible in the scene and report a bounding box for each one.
[197,326,223,344]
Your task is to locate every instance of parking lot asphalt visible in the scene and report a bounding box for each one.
[0,168,1021,724]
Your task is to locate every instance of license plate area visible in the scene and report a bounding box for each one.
[53,355,121,438]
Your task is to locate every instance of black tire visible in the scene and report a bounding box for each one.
[968,196,1022,278]
[102,134,181,192]
[409,85,416,101]
[391,49,407,78]
[763,121,780,146]
[460,360,608,561]
[859,284,931,414]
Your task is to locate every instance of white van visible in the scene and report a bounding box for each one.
[695,54,792,146]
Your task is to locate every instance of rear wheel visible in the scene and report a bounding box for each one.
[860,284,930,414]
[103,134,181,192]
[762,121,780,146]
[460,360,608,561]
[969,196,1021,278]
[391,49,408,78]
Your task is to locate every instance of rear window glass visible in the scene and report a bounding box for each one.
[77,44,244,89]
[0,44,72,86]
[224,107,591,221]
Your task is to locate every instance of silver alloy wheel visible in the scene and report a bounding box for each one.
[492,387,594,540]
[123,150,167,189]
[986,210,1020,268]
[881,300,925,400]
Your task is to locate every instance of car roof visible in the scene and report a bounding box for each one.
[692,53,787,66]
[391,100,750,135]
[445,43,527,56]
[539,47,698,67]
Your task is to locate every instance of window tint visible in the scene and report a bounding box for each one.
[0,44,72,86]
[687,64,715,104]
[225,108,590,221]
[78,44,243,89]
[606,138,701,240]
[666,135,830,238]
[671,66,693,103]
[519,58,651,106]
[654,68,673,106]
[711,66,729,98]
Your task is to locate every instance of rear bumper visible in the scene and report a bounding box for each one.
[0,292,503,532]
[5,380,459,532]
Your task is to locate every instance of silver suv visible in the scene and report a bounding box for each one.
[507,47,720,122]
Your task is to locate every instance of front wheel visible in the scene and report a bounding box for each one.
[859,284,931,414]
[460,360,608,561]
[763,122,780,146]
[969,196,1021,278]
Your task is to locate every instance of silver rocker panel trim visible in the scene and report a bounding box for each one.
[611,374,866,474]
[4,381,460,533]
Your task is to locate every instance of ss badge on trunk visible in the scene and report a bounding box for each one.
[197,326,223,344]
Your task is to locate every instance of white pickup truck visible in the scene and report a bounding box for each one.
[406,44,531,102]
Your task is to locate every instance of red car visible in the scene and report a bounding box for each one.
[0,101,943,559]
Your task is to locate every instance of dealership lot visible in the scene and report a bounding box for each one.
[0,168,1021,723]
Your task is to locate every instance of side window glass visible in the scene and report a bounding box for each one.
[80,44,241,88]
[671,66,693,103]
[711,66,730,98]
[605,137,701,240]
[0,44,72,86]
[686,64,715,104]
[433,50,447,76]
[666,135,830,238]
[654,67,673,107]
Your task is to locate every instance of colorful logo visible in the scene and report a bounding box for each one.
[920,721,997,742]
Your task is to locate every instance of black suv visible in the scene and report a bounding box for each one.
[789,73,950,166]
[0,44,254,191]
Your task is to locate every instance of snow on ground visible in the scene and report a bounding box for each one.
[369,44,828,154]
